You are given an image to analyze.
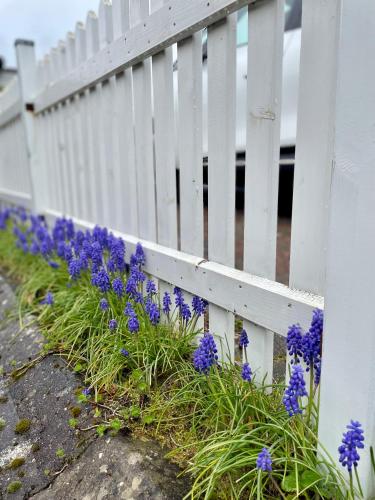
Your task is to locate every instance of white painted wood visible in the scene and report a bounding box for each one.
[34,0,259,112]
[243,0,284,383]
[14,40,43,213]
[63,32,80,218]
[111,1,139,236]
[48,49,63,212]
[98,0,116,228]
[289,0,339,296]
[74,22,90,221]
[177,32,204,258]
[45,206,323,337]
[85,11,102,223]
[317,0,375,495]
[132,0,157,241]
[207,14,237,360]
[55,42,69,215]
[152,29,177,247]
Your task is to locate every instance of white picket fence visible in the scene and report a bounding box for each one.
[0,0,374,494]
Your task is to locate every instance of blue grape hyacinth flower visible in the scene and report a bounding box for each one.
[109,319,118,330]
[338,420,365,472]
[120,348,129,357]
[241,362,252,382]
[193,332,218,374]
[283,364,308,417]
[192,296,207,317]
[162,291,171,315]
[100,298,109,311]
[286,323,303,363]
[239,329,249,349]
[256,448,272,472]
[41,291,54,306]
[112,277,124,298]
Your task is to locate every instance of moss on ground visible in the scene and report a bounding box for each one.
[14,418,31,434]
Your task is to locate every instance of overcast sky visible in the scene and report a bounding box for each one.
[0,0,99,67]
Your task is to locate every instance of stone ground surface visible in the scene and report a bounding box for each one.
[0,275,190,500]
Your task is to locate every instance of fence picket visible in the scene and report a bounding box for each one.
[207,14,237,360]
[242,0,284,383]
[177,31,204,333]
[98,0,116,228]
[131,0,157,242]
[85,11,102,224]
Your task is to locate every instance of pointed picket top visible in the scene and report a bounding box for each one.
[75,21,87,65]
[36,60,45,90]
[86,11,100,58]
[112,0,130,39]
[66,31,76,72]
[50,47,61,82]
[57,41,67,77]
[98,0,114,49]
[42,54,52,87]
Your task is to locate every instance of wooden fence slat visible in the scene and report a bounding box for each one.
[74,22,91,221]
[98,0,116,228]
[317,0,375,493]
[243,0,285,383]
[177,31,204,334]
[85,11,102,224]
[64,33,80,217]
[132,0,157,242]
[289,0,338,296]
[177,32,204,258]
[111,0,139,236]
[207,14,237,360]
[152,6,178,249]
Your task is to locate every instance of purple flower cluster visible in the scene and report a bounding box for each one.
[100,298,109,311]
[285,309,323,385]
[338,420,365,472]
[283,364,308,417]
[41,291,54,305]
[239,329,249,349]
[162,292,171,315]
[112,277,124,298]
[145,297,160,325]
[256,448,272,472]
[109,319,118,330]
[192,296,208,317]
[124,302,139,333]
[241,362,252,382]
[193,332,218,374]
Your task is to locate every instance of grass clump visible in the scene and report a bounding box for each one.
[0,417,6,430]
[14,418,31,434]
[7,481,22,494]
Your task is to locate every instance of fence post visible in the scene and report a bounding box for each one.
[15,40,43,213]
[318,0,375,495]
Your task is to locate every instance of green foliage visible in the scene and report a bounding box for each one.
[0,417,6,430]
[55,448,65,458]
[7,481,22,494]
[0,221,363,499]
